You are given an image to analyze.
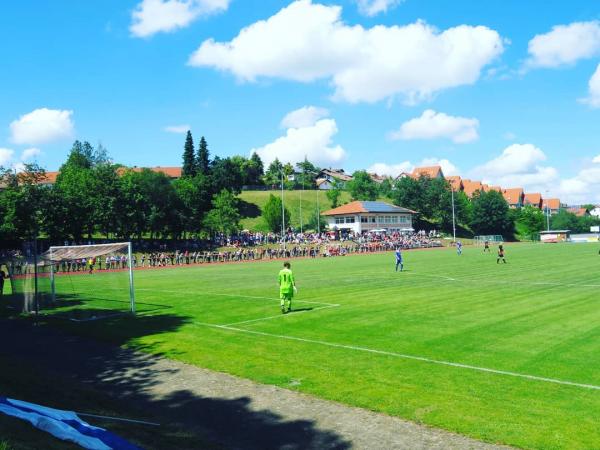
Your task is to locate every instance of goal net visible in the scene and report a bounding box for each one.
[474,235,504,246]
[6,243,136,321]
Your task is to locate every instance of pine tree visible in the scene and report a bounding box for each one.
[197,136,210,175]
[182,131,196,177]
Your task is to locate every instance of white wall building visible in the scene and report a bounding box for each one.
[323,201,416,233]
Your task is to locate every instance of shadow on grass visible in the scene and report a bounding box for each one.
[0,313,352,450]
[237,199,262,218]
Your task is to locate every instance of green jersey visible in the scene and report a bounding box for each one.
[278,268,295,294]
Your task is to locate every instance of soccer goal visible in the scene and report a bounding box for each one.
[13,242,138,321]
[474,235,504,246]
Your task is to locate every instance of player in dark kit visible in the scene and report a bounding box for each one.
[484,240,491,253]
[497,245,506,264]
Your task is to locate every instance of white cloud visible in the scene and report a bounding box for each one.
[0,148,14,167]
[356,0,402,17]
[581,63,600,108]
[20,148,41,161]
[164,124,191,133]
[367,162,412,177]
[251,118,346,167]
[419,157,459,176]
[367,157,459,177]
[389,109,479,143]
[130,0,230,38]
[474,143,559,193]
[189,0,504,104]
[280,106,329,129]
[503,131,516,140]
[558,159,600,204]
[10,108,74,146]
[526,21,600,68]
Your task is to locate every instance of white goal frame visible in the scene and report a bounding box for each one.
[46,242,136,315]
[474,235,504,246]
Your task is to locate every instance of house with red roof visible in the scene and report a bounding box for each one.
[523,193,543,209]
[462,179,484,198]
[445,176,463,192]
[323,201,416,233]
[502,188,525,208]
[411,165,444,179]
[542,198,564,214]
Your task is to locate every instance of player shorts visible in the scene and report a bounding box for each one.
[280,291,293,300]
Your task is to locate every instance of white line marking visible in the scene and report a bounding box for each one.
[223,304,340,327]
[137,288,338,307]
[196,322,600,391]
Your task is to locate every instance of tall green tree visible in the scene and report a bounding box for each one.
[182,130,196,177]
[262,193,290,233]
[173,173,212,236]
[296,157,319,189]
[197,136,210,175]
[326,179,343,208]
[347,170,378,201]
[204,189,241,235]
[211,156,244,194]
[263,158,283,187]
[515,205,545,239]
[470,190,514,237]
[244,152,264,186]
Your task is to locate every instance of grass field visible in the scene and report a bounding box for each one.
[35,243,600,449]
[237,189,352,231]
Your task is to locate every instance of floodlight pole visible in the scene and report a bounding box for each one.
[33,238,39,318]
[316,188,320,234]
[127,242,136,315]
[451,187,456,242]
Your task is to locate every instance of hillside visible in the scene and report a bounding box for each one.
[238,190,351,231]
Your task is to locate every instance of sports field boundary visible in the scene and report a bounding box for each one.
[197,322,600,392]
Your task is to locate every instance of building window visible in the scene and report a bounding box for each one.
[370,217,376,223]
[391,216,398,224]
[335,217,344,224]
[361,216,368,223]
[345,216,355,223]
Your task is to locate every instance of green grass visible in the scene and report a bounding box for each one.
[30,243,600,448]
[238,189,352,231]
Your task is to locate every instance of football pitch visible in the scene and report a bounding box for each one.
[52,243,600,449]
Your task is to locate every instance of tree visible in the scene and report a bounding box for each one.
[296,157,319,189]
[211,156,243,194]
[470,190,514,237]
[263,158,283,187]
[262,193,290,233]
[347,170,378,201]
[378,178,393,198]
[326,179,343,208]
[244,152,264,186]
[91,164,121,238]
[197,136,210,175]
[173,173,212,236]
[182,130,196,177]
[550,210,579,232]
[515,205,545,239]
[204,189,241,235]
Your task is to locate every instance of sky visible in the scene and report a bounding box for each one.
[1,0,600,204]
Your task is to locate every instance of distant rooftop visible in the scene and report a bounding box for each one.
[323,200,416,216]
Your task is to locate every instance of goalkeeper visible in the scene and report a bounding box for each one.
[278,261,296,314]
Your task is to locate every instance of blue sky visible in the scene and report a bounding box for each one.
[1,0,600,203]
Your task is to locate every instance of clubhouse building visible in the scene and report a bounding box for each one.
[323,201,416,233]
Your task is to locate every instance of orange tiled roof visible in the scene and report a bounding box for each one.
[523,193,542,207]
[40,171,59,184]
[568,207,588,217]
[445,176,463,191]
[462,180,484,197]
[502,188,524,205]
[118,166,183,178]
[488,185,502,192]
[543,198,561,210]
[411,165,443,179]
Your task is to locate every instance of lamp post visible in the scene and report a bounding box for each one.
[451,187,456,242]
[280,171,285,250]
[545,191,550,231]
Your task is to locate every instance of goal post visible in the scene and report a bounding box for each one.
[37,242,136,320]
[474,235,504,246]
